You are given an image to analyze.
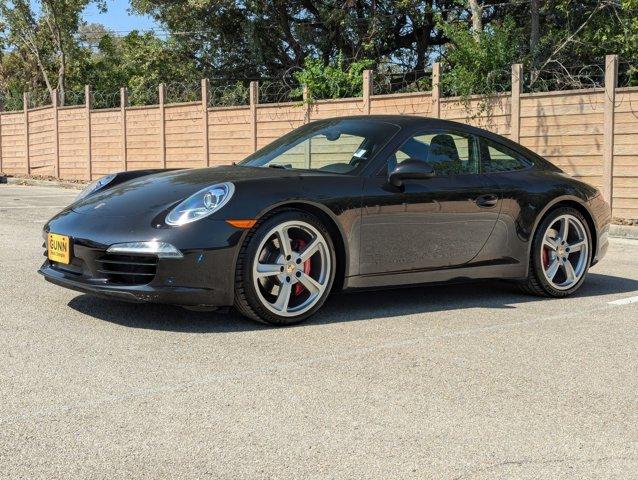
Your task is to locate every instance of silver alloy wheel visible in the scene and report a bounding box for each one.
[541,214,589,290]
[252,220,331,317]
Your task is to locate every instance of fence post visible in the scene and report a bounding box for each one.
[201,78,210,167]
[511,63,522,143]
[85,85,92,181]
[362,69,372,115]
[432,62,441,118]
[302,84,312,167]
[52,89,59,178]
[302,84,311,124]
[24,92,30,175]
[250,81,259,153]
[120,87,128,172]
[159,83,166,168]
[602,54,618,208]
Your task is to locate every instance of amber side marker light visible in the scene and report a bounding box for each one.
[226,219,257,229]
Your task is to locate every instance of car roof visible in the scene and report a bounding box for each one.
[321,114,461,128]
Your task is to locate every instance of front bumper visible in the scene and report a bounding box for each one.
[39,263,221,305]
[40,213,243,307]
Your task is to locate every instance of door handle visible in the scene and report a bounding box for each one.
[475,194,498,208]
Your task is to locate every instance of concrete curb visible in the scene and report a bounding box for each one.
[609,224,638,239]
[3,177,85,190]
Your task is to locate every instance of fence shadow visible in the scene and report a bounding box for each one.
[67,272,638,334]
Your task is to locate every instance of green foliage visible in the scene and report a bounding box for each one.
[578,0,638,86]
[293,54,374,101]
[440,17,523,97]
[2,0,637,107]
[208,81,249,107]
[74,32,199,104]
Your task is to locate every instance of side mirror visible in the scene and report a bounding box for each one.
[388,159,435,187]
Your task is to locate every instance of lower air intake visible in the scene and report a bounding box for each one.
[95,254,158,285]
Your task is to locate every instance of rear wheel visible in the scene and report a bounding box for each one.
[521,207,592,297]
[234,211,335,325]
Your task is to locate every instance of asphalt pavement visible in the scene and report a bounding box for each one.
[1,184,637,479]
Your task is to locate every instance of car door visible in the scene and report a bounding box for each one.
[359,129,501,275]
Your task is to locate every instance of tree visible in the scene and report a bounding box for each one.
[0,0,106,104]
[128,0,483,76]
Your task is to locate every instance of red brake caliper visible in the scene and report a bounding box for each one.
[542,245,549,268]
[293,239,312,296]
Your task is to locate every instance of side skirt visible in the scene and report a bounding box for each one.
[344,261,526,290]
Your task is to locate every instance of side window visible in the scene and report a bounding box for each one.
[481,138,529,173]
[393,130,478,175]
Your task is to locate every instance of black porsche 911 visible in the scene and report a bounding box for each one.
[40,115,611,325]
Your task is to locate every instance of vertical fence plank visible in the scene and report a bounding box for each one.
[201,79,210,167]
[432,63,441,118]
[362,70,372,115]
[52,89,59,178]
[602,54,618,207]
[250,81,259,153]
[511,64,522,142]
[159,83,166,169]
[85,85,92,181]
[23,92,30,175]
[120,87,128,172]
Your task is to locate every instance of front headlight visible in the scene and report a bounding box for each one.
[166,182,235,226]
[76,173,117,201]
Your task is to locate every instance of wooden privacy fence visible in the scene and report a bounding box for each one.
[0,55,636,220]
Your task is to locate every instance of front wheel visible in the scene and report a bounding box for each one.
[521,207,592,297]
[234,211,335,325]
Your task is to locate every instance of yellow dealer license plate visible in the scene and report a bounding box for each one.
[48,233,71,265]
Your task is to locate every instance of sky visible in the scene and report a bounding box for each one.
[82,0,160,34]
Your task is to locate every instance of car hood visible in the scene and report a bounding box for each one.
[70,165,310,218]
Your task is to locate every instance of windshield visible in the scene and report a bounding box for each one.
[238,118,400,174]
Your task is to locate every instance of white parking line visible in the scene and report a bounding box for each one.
[608,295,638,306]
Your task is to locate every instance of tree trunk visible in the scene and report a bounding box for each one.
[58,51,66,106]
[530,0,540,55]
[468,0,483,40]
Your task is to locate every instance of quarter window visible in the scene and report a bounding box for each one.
[392,131,478,175]
[481,139,529,173]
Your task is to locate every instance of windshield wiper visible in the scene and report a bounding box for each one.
[268,163,291,169]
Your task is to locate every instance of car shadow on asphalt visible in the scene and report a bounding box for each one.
[67,273,638,333]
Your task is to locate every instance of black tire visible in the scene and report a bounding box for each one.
[234,210,336,325]
[520,206,592,297]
